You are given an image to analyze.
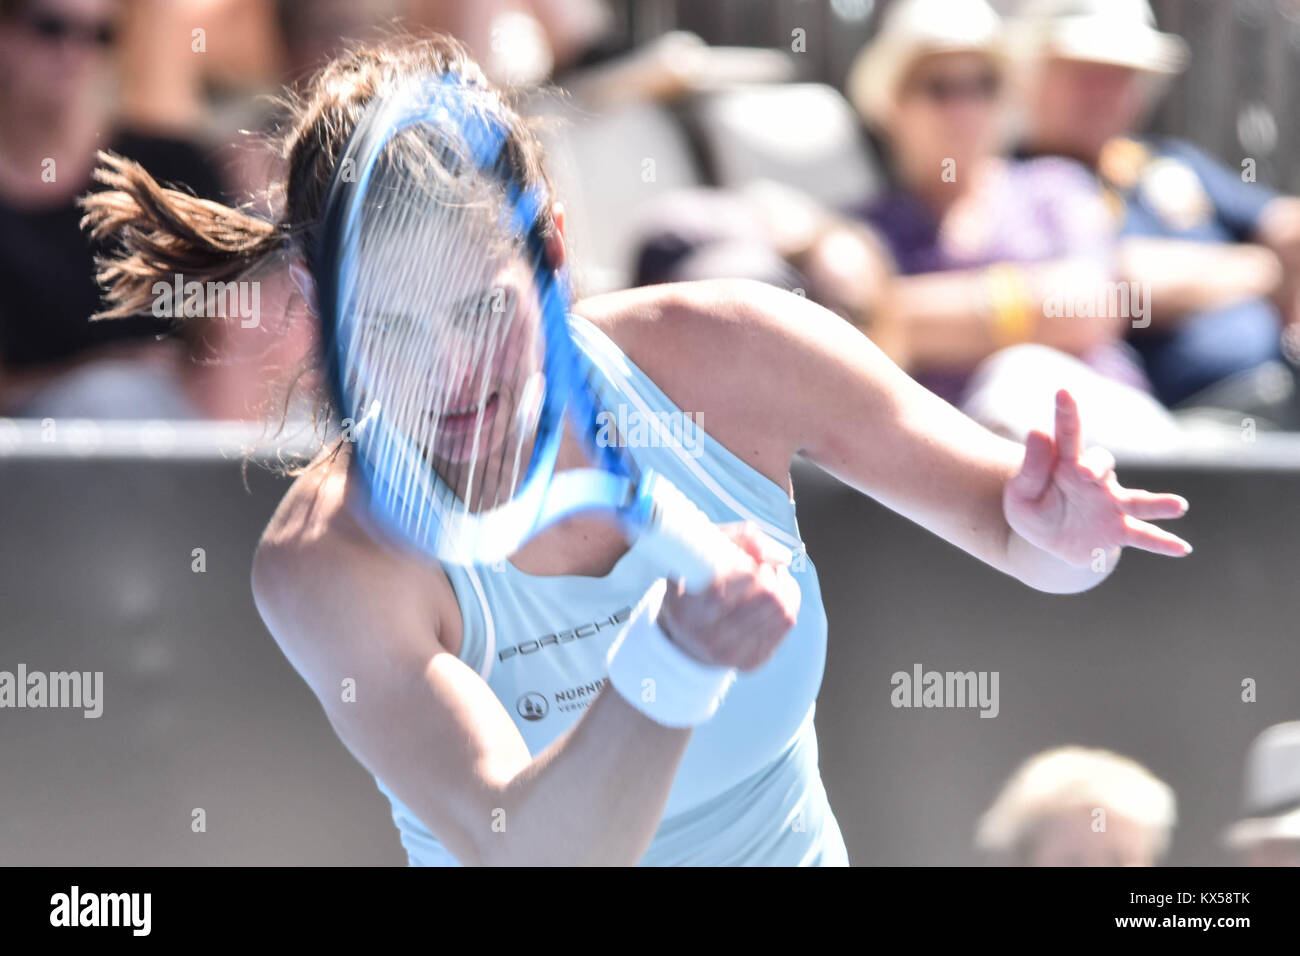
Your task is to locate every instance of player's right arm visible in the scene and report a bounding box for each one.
[250,458,795,866]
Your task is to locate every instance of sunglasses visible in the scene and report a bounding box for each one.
[24,10,117,48]
[914,72,1001,104]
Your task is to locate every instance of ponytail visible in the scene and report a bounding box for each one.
[78,33,553,469]
[80,150,286,321]
[80,34,552,327]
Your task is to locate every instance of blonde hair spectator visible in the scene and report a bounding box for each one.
[976,746,1176,866]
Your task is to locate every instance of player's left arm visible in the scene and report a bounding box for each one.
[656,280,1191,594]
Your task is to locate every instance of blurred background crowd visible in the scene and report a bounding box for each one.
[5,0,1300,440]
[976,724,1300,867]
[2,0,1299,866]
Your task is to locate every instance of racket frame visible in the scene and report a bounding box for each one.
[315,73,639,566]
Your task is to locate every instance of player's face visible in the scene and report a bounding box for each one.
[358,216,545,496]
[420,254,544,471]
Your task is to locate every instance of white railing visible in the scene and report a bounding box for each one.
[0,418,323,463]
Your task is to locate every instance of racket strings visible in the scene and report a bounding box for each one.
[342,125,545,546]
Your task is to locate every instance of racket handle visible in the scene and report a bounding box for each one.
[630,473,747,593]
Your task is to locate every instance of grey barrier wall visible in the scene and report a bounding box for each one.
[1,440,1297,864]
[797,459,1300,866]
[0,452,404,865]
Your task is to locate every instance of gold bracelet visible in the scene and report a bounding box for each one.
[984,263,1035,346]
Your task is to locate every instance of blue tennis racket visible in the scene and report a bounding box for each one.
[313,72,743,590]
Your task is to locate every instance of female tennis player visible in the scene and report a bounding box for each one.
[82,35,1191,866]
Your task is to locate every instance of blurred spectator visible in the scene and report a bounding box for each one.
[842,0,1177,450]
[276,0,400,81]
[117,0,280,135]
[633,188,807,292]
[409,1,796,104]
[1014,0,1300,421]
[976,746,1176,866]
[629,182,901,357]
[408,0,617,89]
[1224,722,1300,867]
[0,0,226,418]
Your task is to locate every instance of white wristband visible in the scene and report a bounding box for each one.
[605,579,738,728]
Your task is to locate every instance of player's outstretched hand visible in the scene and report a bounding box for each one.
[1003,389,1192,568]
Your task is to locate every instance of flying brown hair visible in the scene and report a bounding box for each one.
[80,32,557,444]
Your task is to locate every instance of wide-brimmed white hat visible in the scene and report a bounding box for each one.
[846,0,1005,128]
[1224,721,1300,848]
[1013,0,1188,74]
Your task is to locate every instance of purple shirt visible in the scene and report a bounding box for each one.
[849,157,1149,403]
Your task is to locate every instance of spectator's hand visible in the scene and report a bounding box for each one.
[1118,239,1283,324]
[1029,260,1131,355]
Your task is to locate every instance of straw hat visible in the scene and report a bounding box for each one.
[1012,0,1188,74]
[1224,722,1300,848]
[845,0,1005,128]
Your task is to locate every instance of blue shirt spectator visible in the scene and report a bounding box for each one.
[1105,136,1282,405]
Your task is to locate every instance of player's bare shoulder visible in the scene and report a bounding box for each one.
[574,278,768,345]
[251,443,462,665]
[574,279,799,488]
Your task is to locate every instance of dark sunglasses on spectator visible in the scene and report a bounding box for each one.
[917,72,1001,104]
[25,11,117,47]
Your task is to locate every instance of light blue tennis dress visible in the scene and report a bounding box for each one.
[372,313,849,866]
